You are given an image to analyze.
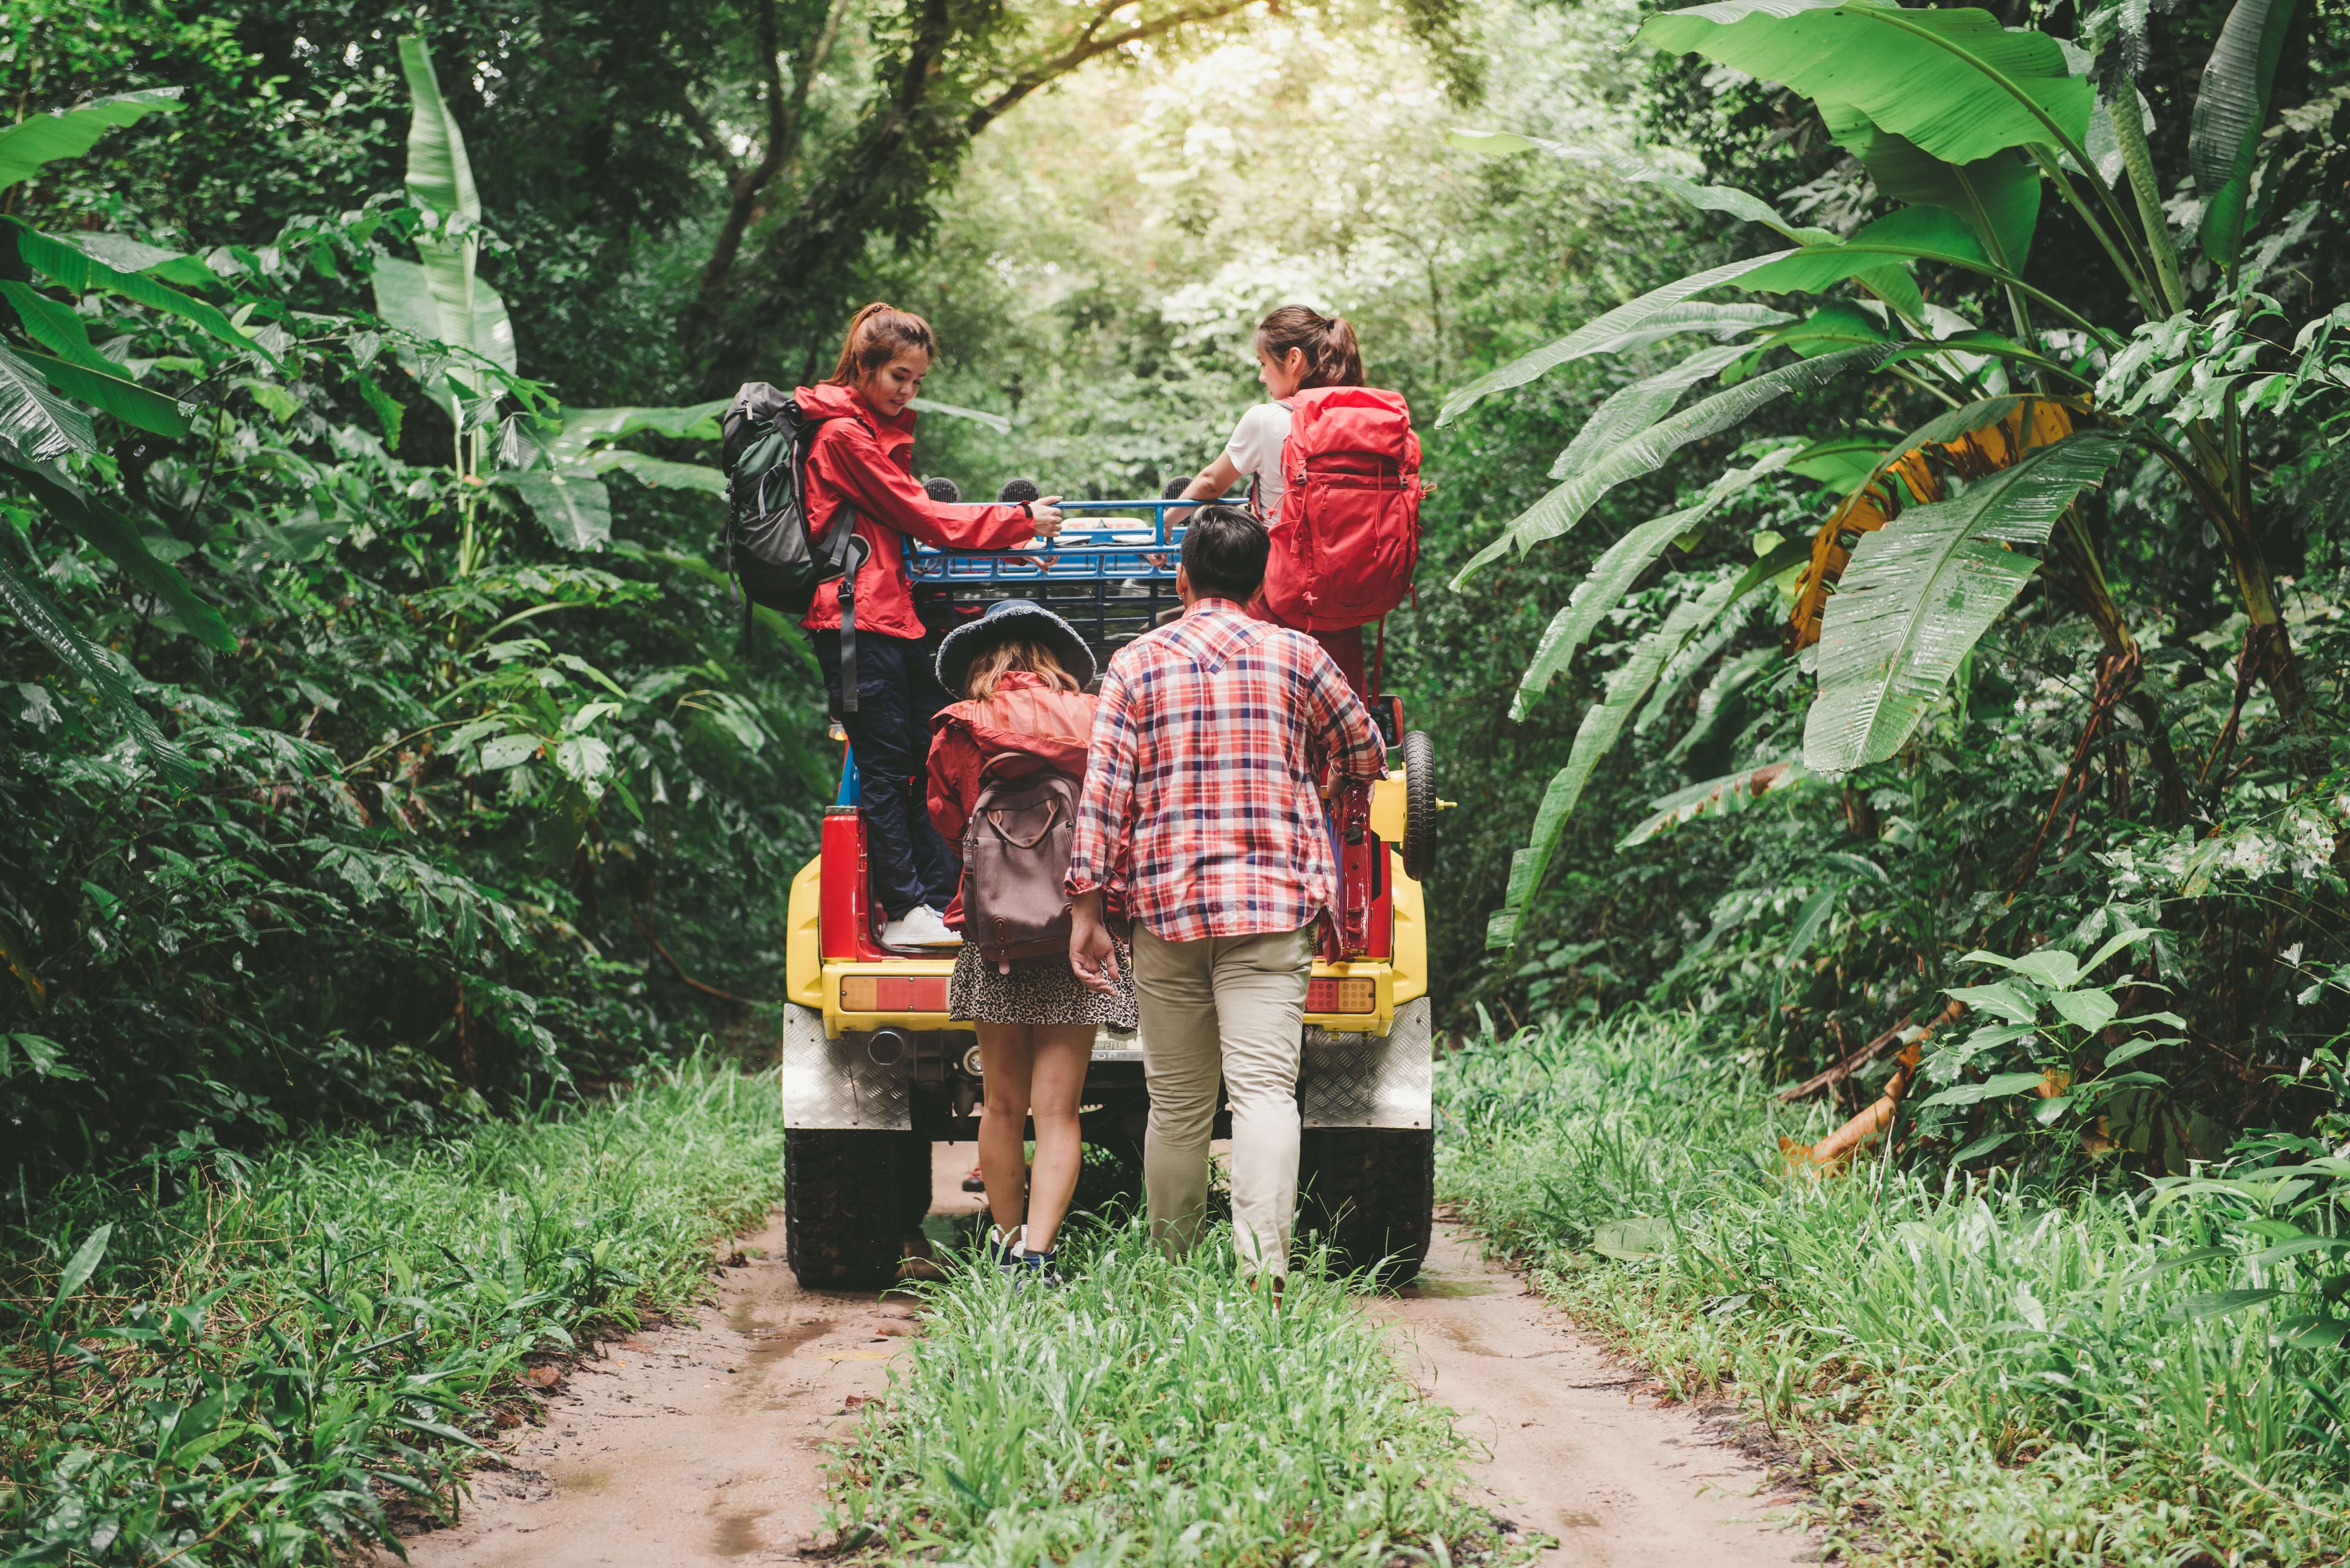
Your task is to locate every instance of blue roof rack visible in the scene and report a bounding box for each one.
[905,497,1221,657]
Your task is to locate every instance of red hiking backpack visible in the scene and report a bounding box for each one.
[1260,385,1423,632]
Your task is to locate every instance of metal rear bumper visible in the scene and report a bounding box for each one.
[781,996,1432,1133]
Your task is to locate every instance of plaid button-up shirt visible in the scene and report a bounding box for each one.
[1066,598,1386,942]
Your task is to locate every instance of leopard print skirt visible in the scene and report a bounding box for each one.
[949,940,1138,1029]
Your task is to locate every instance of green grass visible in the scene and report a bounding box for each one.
[1,1053,786,1566]
[829,1221,1522,1567]
[1437,1012,2350,1568]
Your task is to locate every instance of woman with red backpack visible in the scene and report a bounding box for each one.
[928,602,1138,1283]
[1167,305,1423,695]
[798,303,1065,949]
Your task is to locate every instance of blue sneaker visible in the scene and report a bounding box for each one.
[1014,1246,1061,1288]
[984,1224,1025,1277]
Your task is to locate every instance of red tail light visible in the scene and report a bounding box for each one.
[839,975,950,1013]
[1307,977,1376,1013]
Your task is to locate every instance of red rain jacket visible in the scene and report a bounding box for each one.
[927,671,1119,925]
[793,383,1036,641]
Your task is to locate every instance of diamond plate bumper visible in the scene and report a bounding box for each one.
[780,1003,911,1130]
[1299,996,1432,1129]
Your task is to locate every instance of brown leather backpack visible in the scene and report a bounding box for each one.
[961,756,1080,974]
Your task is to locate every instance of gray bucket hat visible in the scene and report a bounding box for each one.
[934,598,1097,696]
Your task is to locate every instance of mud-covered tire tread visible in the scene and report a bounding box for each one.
[1401,730,1436,882]
[785,1128,916,1289]
[1296,1127,1435,1286]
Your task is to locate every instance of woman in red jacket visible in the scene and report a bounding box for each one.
[929,601,1137,1281]
[800,303,1063,948]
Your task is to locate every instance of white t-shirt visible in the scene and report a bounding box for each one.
[1222,401,1292,520]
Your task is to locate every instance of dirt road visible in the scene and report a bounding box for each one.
[1366,1227,1805,1566]
[392,1149,1801,1566]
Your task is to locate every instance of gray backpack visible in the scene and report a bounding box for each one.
[962,757,1080,974]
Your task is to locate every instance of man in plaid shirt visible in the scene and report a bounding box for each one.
[1068,506,1386,1282]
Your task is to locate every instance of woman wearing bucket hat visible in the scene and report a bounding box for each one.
[927,600,1137,1282]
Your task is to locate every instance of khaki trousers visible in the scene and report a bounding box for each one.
[1132,921,1314,1276]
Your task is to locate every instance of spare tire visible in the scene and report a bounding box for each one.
[1401,729,1437,882]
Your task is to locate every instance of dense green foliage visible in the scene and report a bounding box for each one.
[1439,1013,2350,1566]
[830,1223,1518,1567]
[0,1054,786,1564]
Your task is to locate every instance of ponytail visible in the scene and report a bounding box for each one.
[827,302,938,385]
[1255,303,1363,389]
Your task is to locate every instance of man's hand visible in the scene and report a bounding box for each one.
[1068,889,1120,996]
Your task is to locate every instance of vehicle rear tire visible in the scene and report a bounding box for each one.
[785,1127,924,1290]
[1401,730,1437,882]
[1296,1126,1435,1286]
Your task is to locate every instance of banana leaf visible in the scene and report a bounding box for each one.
[1455,344,1885,583]
[0,341,96,461]
[545,402,729,462]
[1437,251,1798,425]
[2189,0,2299,270]
[1488,592,1723,949]
[1448,130,1833,244]
[0,90,185,190]
[0,547,195,787]
[570,450,727,495]
[1740,206,1986,298]
[13,349,189,439]
[1618,761,1811,849]
[8,219,279,371]
[1,280,117,371]
[1554,342,1752,478]
[5,465,233,651]
[1512,447,1797,718]
[1820,101,2043,272]
[1637,1,2093,166]
[1804,432,2122,772]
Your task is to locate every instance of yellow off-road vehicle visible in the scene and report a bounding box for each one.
[777,500,1441,1287]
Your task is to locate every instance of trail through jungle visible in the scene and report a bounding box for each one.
[381,1147,1807,1567]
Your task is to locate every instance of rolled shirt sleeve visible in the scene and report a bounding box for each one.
[1065,668,1137,901]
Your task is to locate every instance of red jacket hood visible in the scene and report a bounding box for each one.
[793,381,909,436]
[932,672,1094,778]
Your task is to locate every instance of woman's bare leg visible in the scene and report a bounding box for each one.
[975,1022,1035,1237]
[1021,1024,1096,1253]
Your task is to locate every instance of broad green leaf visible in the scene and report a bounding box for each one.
[1820,101,2043,272]
[8,220,280,371]
[398,36,481,226]
[1617,761,1810,849]
[908,397,1012,433]
[1592,1218,1669,1261]
[478,733,543,770]
[2050,987,2120,1034]
[1,280,116,371]
[509,470,612,551]
[0,90,184,190]
[2101,1037,2162,1069]
[1729,536,1814,602]
[1741,206,1989,299]
[2189,0,2299,269]
[1946,980,2041,1024]
[2164,1288,2280,1323]
[1637,1,2093,166]
[1437,251,1798,425]
[15,349,189,439]
[546,401,728,461]
[1804,433,2122,771]
[2081,924,2157,975]
[1965,946,2083,988]
[1555,342,1751,478]
[1786,435,1887,488]
[1488,595,1715,948]
[571,450,727,495]
[1916,1070,2052,1108]
[1512,450,1796,717]
[2249,1235,2350,1267]
[8,466,234,651]
[1447,130,1834,244]
[54,1224,114,1304]
[1950,1131,2019,1163]
[0,549,195,786]
[0,341,96,461]
[1457,345,1883,583]
[1733,303,1892,377]
[1779,884,1844,974]
[70,232,219,291]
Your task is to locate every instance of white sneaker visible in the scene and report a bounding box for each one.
[882,905,962,947]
